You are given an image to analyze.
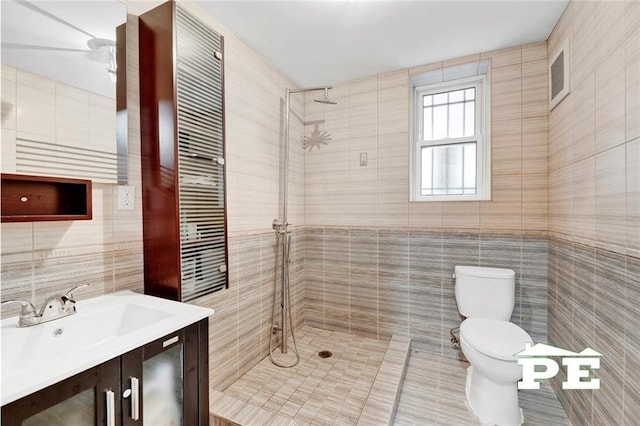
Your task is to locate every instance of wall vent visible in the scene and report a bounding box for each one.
[549,38,570,111]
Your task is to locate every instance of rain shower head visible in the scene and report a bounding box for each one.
[314,87,337,105]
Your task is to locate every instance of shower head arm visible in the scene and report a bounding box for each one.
[288,85,333,95]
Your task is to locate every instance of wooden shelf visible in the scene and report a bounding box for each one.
[1,174,92,222]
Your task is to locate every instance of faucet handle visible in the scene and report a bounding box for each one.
[2,300,38,327]
[2,300,36,315]
[64,284,90,302]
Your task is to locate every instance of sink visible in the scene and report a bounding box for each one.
[1,291,213,405]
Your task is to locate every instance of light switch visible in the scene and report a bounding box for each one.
[360,152,368,167]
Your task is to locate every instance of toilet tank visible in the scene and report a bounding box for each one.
[454,265,516,320]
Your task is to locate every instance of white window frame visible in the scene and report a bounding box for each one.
[410,75,491,202]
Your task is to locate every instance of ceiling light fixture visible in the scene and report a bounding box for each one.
[87,38,117,82]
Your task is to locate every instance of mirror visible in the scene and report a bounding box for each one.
[1,0,127,183]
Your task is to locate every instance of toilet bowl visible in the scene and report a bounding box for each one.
[460,317,532,426]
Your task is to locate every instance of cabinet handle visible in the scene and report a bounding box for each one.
[105,389,115,426]
[131,376,140,420]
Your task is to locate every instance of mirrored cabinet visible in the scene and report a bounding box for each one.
[139,0,227,302]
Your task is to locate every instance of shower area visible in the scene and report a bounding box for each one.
[269,86,337,368]
[211,87,400,425]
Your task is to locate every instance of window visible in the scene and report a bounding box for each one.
[411,73,490,201]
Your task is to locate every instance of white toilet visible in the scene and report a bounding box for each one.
[454,265,533,426]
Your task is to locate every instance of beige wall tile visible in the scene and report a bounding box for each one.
[378,133,409,182]
[409,201,443,229]
[626,139,639,252]
[595,45,626,153]
[378,86,409,136]
[594,1,626,66]
[1,222,33,258]
[522,173,548,232]
[522,117,548,175]
[595,145,627,248]
[522,59,548,118]
[573,157,596,241]
[549,96,573,171]
[349,91,378,138]
[16,81,56,143]
[350,75,378,96]
[571,0,595,88]
[481,45,522,68]
[378,70,408,90]
[492,119,522,175]
[522,41,548,63]
[442,202,480,231]
[350,181,378,227]
[627,27,640,142]
[572,75,596,162]
[491,63,522,122]
[377,179,409,227]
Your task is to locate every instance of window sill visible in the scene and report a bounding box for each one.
[410,194,490,202]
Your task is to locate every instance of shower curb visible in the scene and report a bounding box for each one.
[356,335,412,426]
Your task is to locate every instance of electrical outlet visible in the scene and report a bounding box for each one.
[118,185,134,211]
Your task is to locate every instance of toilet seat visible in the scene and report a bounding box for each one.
[460,318,532,361]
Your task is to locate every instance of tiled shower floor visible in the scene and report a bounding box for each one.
[217,326,389,425]
[213,330,570,426]
[394,343,570,426]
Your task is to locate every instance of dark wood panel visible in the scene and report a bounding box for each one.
[198,319,210,425]
[121,347,143,426]
[1,358,119,426]
[184,322,199,426]
[139,1,181,301]
[1,173,92,222]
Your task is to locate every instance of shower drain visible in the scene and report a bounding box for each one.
[318,350,333,359]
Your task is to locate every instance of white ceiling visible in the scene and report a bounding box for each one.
[199,0,569,88]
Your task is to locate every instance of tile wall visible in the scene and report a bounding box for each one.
[548,238,639,425]
[304,227,548,359]
[547,0,639,257]
[303,41,549,232]
[301,41,551,358]
[546,2,639,425]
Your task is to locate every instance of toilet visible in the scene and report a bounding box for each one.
[454,265,533,426]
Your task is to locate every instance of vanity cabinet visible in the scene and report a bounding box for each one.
[1,320,209,426]
[139,1,228,303]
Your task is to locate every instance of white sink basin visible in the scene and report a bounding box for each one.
[1,291,213,405]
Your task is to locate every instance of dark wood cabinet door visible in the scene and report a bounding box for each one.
[120,320,208,426]
[1,358,120,426]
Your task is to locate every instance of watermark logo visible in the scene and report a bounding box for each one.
[515,343,602,390]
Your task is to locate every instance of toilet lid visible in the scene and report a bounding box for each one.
[460,318,532,361]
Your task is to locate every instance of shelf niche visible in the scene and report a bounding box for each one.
[1,173,92,222]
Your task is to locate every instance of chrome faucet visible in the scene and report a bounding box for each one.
[1,284,90,327]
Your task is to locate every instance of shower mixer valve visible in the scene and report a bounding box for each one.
[272,219,291,234]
